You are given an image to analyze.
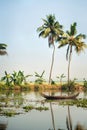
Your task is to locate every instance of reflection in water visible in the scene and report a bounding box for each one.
[75,124,85,130]
[0,122,7,130]
[66,106,86,130]
[0,90,87,130]
[50,102,56,130]
[49,102,87,130]
[66,106,72,130]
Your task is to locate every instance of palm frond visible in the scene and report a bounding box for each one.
[76,34,86,40]
[70,22,77,36]
[0,43,7,55]
[37,26,44,32]
[0,43,7,48]
[58,39,68,48]
[35,72,40,77]
[42,18,48,23]
[75,42,87,53]
[0,51,7,55]
[66,30,70,36]
[41,70,45,77]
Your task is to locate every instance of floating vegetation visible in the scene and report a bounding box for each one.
[0,107,2,111]
[35,106,49,111]
[23,105,49,112]
[23,105,34,112]
[59,99,87,108]
[0,109,20,117]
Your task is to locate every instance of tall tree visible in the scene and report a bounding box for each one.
[37,14,63,84]
[58,22,87,88]
[0,43,7,55]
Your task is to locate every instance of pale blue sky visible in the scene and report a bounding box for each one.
[0,0,87,81]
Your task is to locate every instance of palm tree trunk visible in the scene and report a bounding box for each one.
[68,46,72,89]
[49,45,55,84]
[68,56,70,85]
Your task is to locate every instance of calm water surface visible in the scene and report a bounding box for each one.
[0,90,87,130]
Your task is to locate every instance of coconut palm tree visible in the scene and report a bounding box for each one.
[0,43,7,55]
[58,22,87,89]
[37,14,63,84]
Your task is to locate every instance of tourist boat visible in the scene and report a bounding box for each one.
[41,92,79,100]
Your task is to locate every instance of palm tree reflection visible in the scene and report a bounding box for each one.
[49,103,86,130]
[0,122,7,130]
[66,106,85,130]
[50,102,56,130]
[66,106,72,130]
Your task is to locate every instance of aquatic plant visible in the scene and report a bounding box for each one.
[23,105,49,112]
[59,99,87,108]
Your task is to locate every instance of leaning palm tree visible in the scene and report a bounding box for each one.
[58,22,87,89]
[37,14,63,84]
[0,43,7,55]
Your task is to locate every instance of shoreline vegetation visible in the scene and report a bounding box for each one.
[0,70,87,92]
[0,81,86,91]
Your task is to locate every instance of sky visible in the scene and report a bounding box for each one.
[0,0,87,81]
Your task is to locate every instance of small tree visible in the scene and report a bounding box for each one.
[35,70,45,84]
[56,73,66,85]
[11,71,32,85]
[1,71,12,86]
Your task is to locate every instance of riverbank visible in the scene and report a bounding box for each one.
[0,82,85,91]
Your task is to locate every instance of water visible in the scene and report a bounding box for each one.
[0,90,87,130]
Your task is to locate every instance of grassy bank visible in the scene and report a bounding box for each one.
[0,81,85,92]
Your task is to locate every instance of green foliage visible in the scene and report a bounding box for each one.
[23,105,49,112]
[83,78,87,88]
[1,71,12,86]
[35,106,49,111]
[0,43,7,55]
[56,73,66,84]
[37,14,63,46]
[3,110,17,117]
[61,79,76,91]
[51,79,56,85]
[1,70,32,87]
[0,107,2,111]
[23,105,34,112]
[59,99,87,108]
[35,70,45,84]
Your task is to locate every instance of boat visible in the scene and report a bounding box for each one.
[41,92,79,100]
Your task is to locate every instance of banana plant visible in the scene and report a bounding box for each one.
[11,71,32,85]
[35,70,45,84]
[1,71,12,86]
[56,73,66,85]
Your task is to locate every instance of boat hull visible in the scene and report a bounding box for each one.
[41,93,79,100]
